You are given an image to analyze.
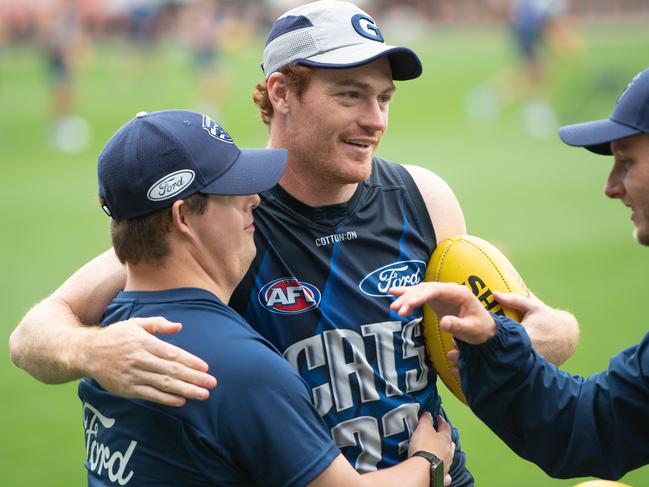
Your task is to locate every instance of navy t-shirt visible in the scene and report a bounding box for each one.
[78,288,339,486]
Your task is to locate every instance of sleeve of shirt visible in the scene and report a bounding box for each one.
[215,338,340,487]
[457,315,649,480]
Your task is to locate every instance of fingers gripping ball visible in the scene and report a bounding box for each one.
[423,235,530,404]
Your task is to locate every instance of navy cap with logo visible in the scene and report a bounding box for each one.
[262,0,422,81]
[98,110,287,220]
[559,67,649,155]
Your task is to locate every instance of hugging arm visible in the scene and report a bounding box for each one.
[9,249,216,406]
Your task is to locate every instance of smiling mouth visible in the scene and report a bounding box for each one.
[342,139,373,149]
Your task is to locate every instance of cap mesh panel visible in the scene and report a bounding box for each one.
[100,147,125,191]
[265,30,318,74]
[137,123,181,182]
[99,121,186,218]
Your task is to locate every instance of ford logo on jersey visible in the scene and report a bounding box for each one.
[359,260,426,297]
[259,278,322,314]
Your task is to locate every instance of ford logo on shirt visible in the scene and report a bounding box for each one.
[259,277,322,314]
[359,260,426,297]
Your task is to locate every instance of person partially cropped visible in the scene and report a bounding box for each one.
[390,68,649,481]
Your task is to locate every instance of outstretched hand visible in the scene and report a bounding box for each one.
[390,282,496,345]
[85,316,217,406]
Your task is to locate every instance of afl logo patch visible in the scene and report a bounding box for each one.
[147,170,195,201]
[258,278,321,314]
[359,260,425,297]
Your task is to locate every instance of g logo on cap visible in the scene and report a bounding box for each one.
[351,13,384,43]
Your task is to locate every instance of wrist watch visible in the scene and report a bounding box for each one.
[410,450,444,487]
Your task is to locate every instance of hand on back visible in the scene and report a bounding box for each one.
[86,316,217,406]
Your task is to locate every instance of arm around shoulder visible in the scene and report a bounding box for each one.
[9,249,126,383]
[9,248,216,406]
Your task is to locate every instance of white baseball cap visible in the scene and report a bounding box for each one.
[262,0,422,80]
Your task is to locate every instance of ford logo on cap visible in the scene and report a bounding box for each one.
[147,170,195,201]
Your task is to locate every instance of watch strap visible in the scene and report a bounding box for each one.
[410,450,444,487]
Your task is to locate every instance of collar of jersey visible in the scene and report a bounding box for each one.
[265,181,365,227]
[114,287,224,304]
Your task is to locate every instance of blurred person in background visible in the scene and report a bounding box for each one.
[466,0,582,138]
[39,0,93,153]
[179,0,252,120]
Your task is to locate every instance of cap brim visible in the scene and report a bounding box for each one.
[297,44,422,81]
[200,148,287,195]
[558,118,642,155]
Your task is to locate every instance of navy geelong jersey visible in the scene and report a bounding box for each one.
[459,315,649,480]
[78,288,339,486]
[231,157,472,484]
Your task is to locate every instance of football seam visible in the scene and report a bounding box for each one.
[433,239,454,282]
[424,300,461,399]
[432,237,514,401]
[431,239,464,398]
[464,238,513,293]
[462,238,523,324]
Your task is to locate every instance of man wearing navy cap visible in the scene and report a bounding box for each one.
[389,67,649,481]
[79,109,456,486]
[10,2,580,486]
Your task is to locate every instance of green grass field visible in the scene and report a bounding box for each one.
[1,22,649,486]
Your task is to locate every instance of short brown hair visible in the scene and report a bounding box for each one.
[252,65,314,125]
[111,193,209,265]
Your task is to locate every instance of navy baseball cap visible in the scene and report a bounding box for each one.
[262,0,422,81]
[98,110,287,219]
[559,68,649,155]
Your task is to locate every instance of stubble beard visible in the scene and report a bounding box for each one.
[330,155,373,185]
[633,226,649,247]
[632,206,649,246]
[292,138,374,186]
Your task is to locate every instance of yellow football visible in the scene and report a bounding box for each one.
[423,235,530,404]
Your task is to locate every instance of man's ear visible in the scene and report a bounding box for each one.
[170,200,192,238]
[267,72,290,116]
